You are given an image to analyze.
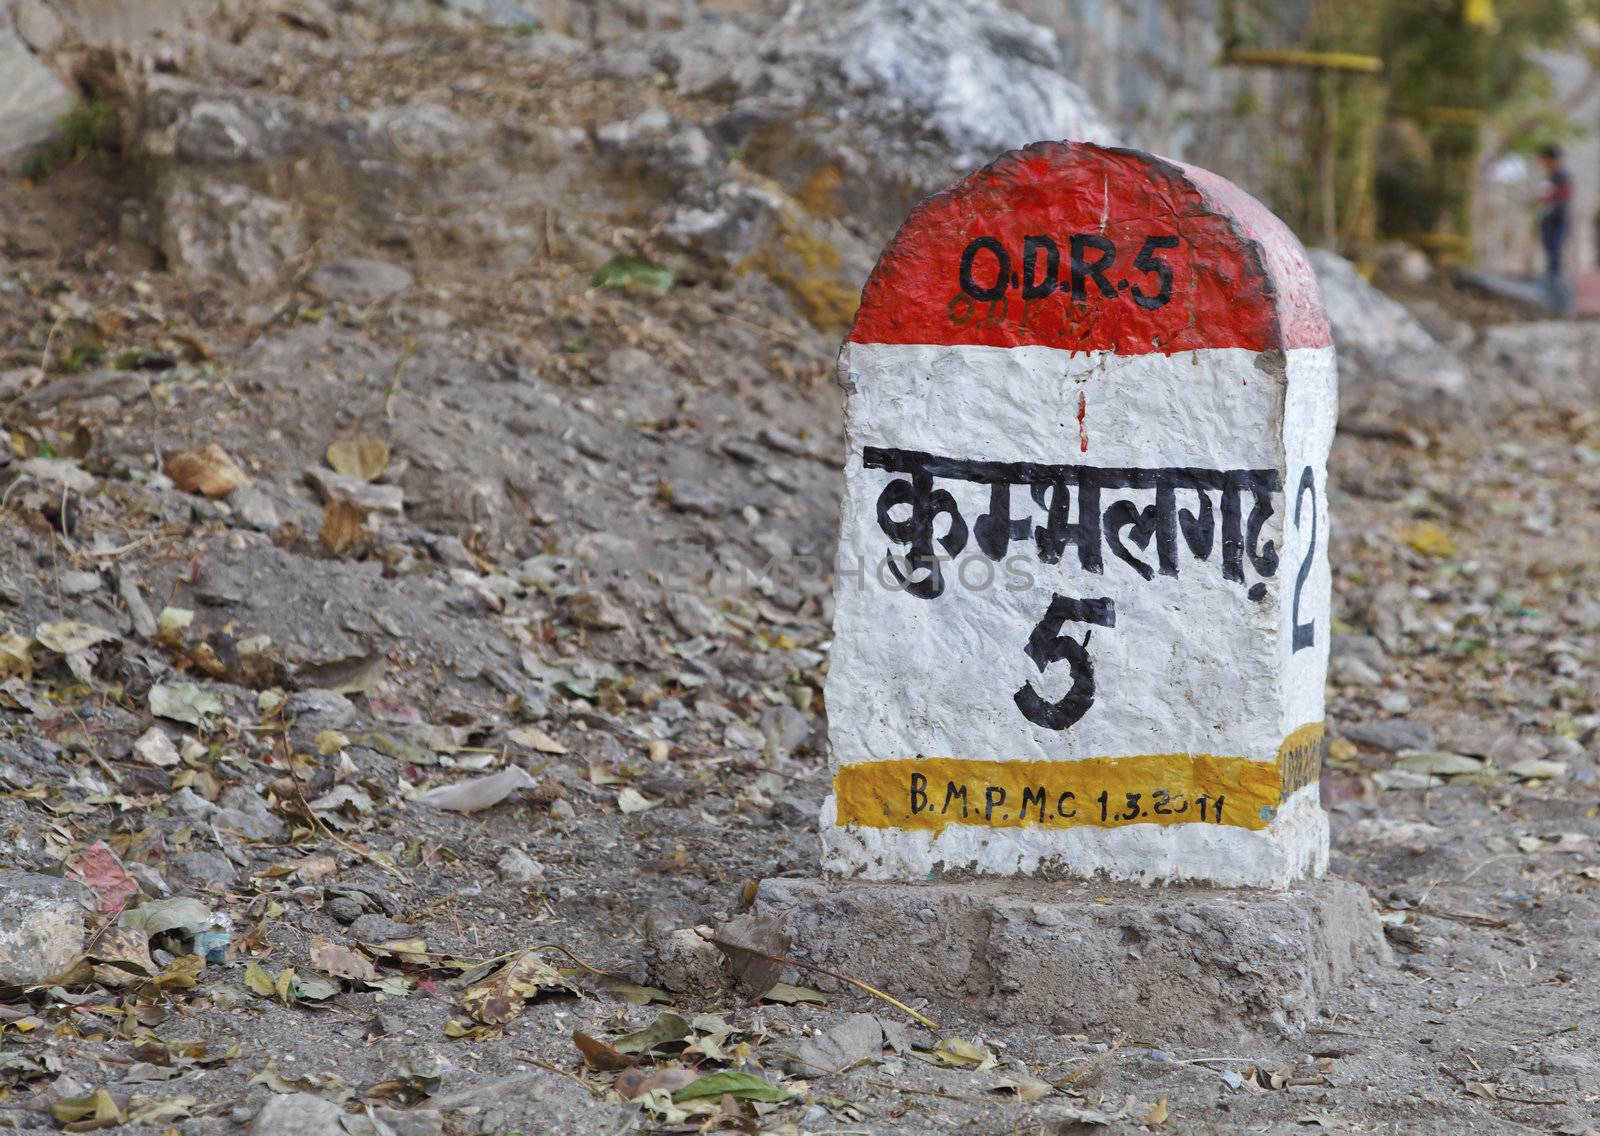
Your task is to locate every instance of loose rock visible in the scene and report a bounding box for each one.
[250,1091,345,1135]
[1343,719,1436,754]
[0,28,72,160]
[349,914,416,942]
[1307,249,1472,419]
[303,467,405,515]
[496,847,545,883]
[0,872,94,986]
[308,257,414,306]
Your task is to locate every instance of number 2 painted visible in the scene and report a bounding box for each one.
[1291,466,1317,652]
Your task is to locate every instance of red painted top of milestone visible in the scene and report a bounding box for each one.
[847,141,1332,355]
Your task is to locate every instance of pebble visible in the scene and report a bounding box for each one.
[59,569,101,595]
[169,850,237,890]
[723,721,766,751]
[668,480,723,516]
[496,847,545,883]
[664,591,720,637]
[564,589,630,631]
[1343,718,1435,754]
[327,896,363,924]
[369,1010,406,1038]
[760,704,813,753]
[550,798,576,822]
[250,1091,345,1135]
[302,467,405,515]
[349,914,416,942]
[1329,655,1381,687]
[308,257,413,306]
[232,484,280,531]
[757,426,810,456]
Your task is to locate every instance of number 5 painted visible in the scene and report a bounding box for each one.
[1015,595,1116,730]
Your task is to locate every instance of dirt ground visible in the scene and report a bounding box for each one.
[0,9,1597,1136]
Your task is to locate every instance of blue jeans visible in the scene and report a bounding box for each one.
[1541,217,1569,311]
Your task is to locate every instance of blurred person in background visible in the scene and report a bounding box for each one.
[1536,143,1572,313]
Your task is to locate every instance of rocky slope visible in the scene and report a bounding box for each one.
[0,3,1596,1134]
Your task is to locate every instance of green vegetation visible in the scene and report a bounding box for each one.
[49,334,105,375]
[592,255,675,293]
[1224,0,1600,262]
[1376,0,1600,255]
[21,99,118,181]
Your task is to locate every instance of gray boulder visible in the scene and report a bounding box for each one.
[0,27,71,162]
[1306,248,1472,420]
[0,873,94,986]
[652,0,1117,241]
[772,0,1117,169]
[157,177,307,286]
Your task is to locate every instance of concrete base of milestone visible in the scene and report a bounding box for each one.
[753,876,1389,1045]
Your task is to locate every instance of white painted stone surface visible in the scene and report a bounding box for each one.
[824,345,1334,887]
[822,144,1336,889]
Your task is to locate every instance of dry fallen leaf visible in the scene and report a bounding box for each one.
[1146,1095,1170,1126]
[65,841,138,913]
[615,1065,698,1101]
[933,1037,997,1072]
[320,499,370,556]
[710,913,790,997]
[613,1011,692,1055]
[414,765,537,813]
[50,1088,123,1131]
[309,934,379,983]
[326,437,390,482]
[460,948,576,1025]
[617,787,658,814]
[1394,520,1456,558]
[86,926,156,988]
[993,1075,1053,1102]
[295,652,386,694]
[508,726,568,755]
[573,1030,634,1071]
[165,443,249,498]
[132,726,181,767]
[0,631,35,680]
[243,961,276,997]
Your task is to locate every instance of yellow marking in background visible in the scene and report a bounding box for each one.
[833,725,1324,835]
[1219,49,1383,73]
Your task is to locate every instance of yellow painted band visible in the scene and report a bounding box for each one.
[833,724,1324,836]
[1220,49,1383,74]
